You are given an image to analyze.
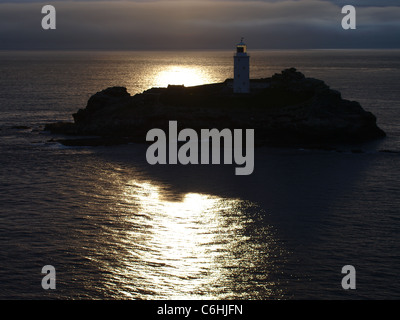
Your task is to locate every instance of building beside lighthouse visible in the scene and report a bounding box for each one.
[233,38,250,93]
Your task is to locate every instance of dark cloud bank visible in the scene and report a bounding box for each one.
[0,0,399,50]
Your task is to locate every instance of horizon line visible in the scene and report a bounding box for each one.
[1,47,400,52]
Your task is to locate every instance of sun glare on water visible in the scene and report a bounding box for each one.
[153,66,212,87]
[82,175,285,299]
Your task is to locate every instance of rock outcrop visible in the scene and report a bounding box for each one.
[45,68,386,147]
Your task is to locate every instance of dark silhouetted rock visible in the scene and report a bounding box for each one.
[45,69,386,147]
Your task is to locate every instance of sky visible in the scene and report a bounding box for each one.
[0,0,399,50]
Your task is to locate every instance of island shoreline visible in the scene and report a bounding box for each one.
[44,68,386,148]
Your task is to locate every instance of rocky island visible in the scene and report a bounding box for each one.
[45,68,386,148]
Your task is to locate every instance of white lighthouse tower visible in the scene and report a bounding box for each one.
[233,38,250,93]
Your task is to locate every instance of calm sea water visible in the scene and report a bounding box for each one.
[0,50,399,299]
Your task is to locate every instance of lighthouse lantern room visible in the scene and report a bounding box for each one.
[234,38,250,93]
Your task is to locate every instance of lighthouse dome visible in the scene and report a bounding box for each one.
[236,38,247,54]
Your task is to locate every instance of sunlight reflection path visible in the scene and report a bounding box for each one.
[87,177,285,299]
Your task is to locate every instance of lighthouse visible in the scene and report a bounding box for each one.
[233,38,250,93]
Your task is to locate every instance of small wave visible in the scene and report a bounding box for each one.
[379,149,400,154]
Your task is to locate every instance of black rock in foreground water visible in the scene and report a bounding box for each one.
[45,68,386,147]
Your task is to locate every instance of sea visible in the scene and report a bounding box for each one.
[0,49,399,300]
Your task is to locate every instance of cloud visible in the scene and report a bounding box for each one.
[0,0,399,5]
[327,0,399,7]
[1,0,399,6]
[0,0,399,50]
